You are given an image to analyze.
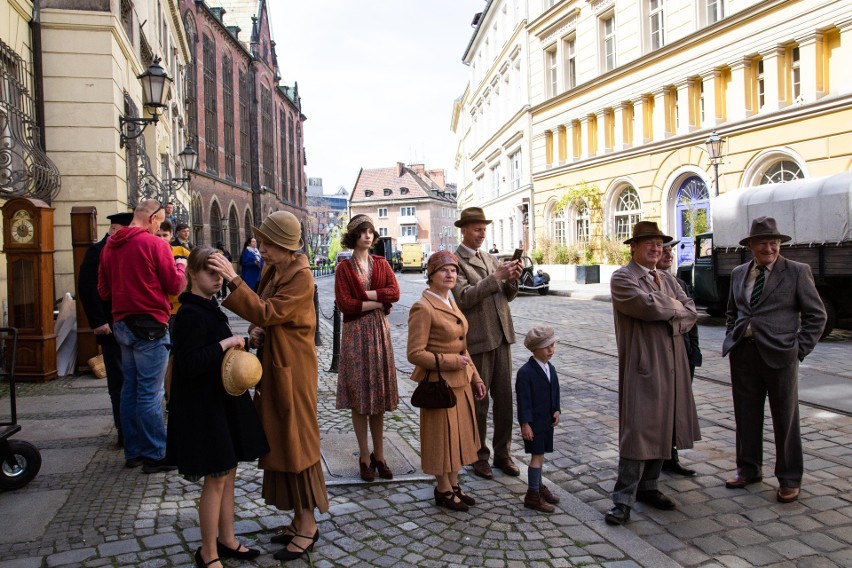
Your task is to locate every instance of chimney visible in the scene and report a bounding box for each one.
[396,162,405,177]
[427,169,445,189]
[410,163,426,177]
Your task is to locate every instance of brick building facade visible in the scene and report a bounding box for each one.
[180,0,306,257]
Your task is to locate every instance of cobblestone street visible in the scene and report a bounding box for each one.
[0,272,850,567]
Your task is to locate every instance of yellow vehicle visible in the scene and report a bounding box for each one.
[401,243,425,273]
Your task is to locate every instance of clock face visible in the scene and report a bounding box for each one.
[11,209,35,244]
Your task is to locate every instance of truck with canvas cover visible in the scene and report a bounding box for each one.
[677,171,852,337]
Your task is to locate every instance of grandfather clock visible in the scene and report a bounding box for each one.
[2,197,58,382]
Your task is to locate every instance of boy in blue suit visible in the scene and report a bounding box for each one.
[516,325,561,513]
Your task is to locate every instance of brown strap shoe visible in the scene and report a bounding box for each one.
[471,459,493,479]
[493,457,520,476]
[524,489,555,513]
[539,484,560,504]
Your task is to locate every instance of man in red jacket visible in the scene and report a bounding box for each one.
[98,199,187,473]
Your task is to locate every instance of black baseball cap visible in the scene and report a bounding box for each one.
[106,212,133,226]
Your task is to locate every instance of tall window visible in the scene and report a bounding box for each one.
[552,207,567,246]
[279,109,288,200]
[576,203,590,243]
[762,160,803,184]
[490,164,500,198]
[706,0,723,24]
[202,35,218,173]
[699,79,706,124]
[378,207,388,218]
[288,117,295,198]
[790,46,801,101]
[614,187,642,241]
[401,226,417,237]
[222,55,235,180]
[228,205,240,258]
[244,209,253,241]
[649,0,665,51]
[563,37,576,90]
[238,69,250,185]
[755,57,765,111]
[509,150,522,190]
[400,206,416,217]
[260,86,274,188]
[601,15,616,72]
[210,200,223,246]
[184,16,197,150]
[545,45,558,97]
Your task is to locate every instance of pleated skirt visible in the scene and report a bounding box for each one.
[419,384,480,475]
[261,460,329,514]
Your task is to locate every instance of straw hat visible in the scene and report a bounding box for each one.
[252,211,303,251]
[623,221,671,244]
[454,207,492,228]
[524,325,558,351]
[221,345,262,396]
[738,216,791,246]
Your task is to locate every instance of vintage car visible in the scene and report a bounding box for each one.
[496,254,550,295]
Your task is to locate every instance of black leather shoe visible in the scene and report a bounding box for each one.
[604,504,631,525]
[662,459,696,476]
[636,489,677,510]
[271,528,319,546]
[142,457,177,474]
[125,457,143,468]
[216,540,260,560]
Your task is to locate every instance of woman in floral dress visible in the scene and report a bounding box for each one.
[334,214,400,481]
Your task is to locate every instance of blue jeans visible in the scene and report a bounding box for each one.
[113,320,170,461]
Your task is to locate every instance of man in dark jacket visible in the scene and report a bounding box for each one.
[78,211,133,446]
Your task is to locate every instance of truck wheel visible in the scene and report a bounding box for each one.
[819,293,836,339]
[0,440,42,491]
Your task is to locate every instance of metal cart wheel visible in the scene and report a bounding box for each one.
[0,439,42,491]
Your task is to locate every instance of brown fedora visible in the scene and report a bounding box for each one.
[738,216,791,246]
[623,221,671,244]
[221,345,262,396]
[252,211,303,251]
[454,207,492,228]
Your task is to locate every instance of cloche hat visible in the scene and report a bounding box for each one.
[252,211,303,251]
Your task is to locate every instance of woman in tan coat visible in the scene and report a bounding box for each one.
[407,250,486,512]
[209,211,328,562]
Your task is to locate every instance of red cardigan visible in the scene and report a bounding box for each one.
[334,255,400,322]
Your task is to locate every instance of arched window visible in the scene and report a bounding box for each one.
[244,209,253,242]
[183,13,198,150]
[228,205,240,258]
[210,201,223,246]
[761,160,803,184]
[575,203,590,243]
[614,187,642,241]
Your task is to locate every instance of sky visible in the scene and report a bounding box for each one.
[268,0,486,195]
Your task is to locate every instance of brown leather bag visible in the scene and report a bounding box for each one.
[411,352,457,409]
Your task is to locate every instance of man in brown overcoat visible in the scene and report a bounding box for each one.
[452,207,523,479]
[605,221,701,526]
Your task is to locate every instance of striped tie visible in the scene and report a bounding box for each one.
[750,265,767,307]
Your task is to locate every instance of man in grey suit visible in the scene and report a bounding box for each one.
[452,207,522,479]
[722,216,826,503]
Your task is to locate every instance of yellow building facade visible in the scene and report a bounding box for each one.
[456,0,852,266]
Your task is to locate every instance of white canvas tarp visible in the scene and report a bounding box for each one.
[712,171,852,248]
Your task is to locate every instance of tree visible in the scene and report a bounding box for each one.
[326,213,348,262]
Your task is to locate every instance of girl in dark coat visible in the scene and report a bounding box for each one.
[516,324,562,513]
[167,247,269,568]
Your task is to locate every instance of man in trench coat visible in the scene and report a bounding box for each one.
[722,216,825,504]
[605,221,701,526]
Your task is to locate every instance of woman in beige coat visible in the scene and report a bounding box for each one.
[209,211,328,562]
[407,251,486,512]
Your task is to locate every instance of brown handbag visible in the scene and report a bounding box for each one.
[411,352,457,409]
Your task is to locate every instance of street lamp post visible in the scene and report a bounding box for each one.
[119,57,173,148]
[705,130,724,198]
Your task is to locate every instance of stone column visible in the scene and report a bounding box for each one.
[728,57,752,121]
[761,46,786,111]
[675,79,692,134]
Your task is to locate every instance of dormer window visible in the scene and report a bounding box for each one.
[364,190,373,197]
[383,188,392,196]
[400,187,410,195]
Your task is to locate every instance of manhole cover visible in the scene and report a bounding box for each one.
[320,431,425,483]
